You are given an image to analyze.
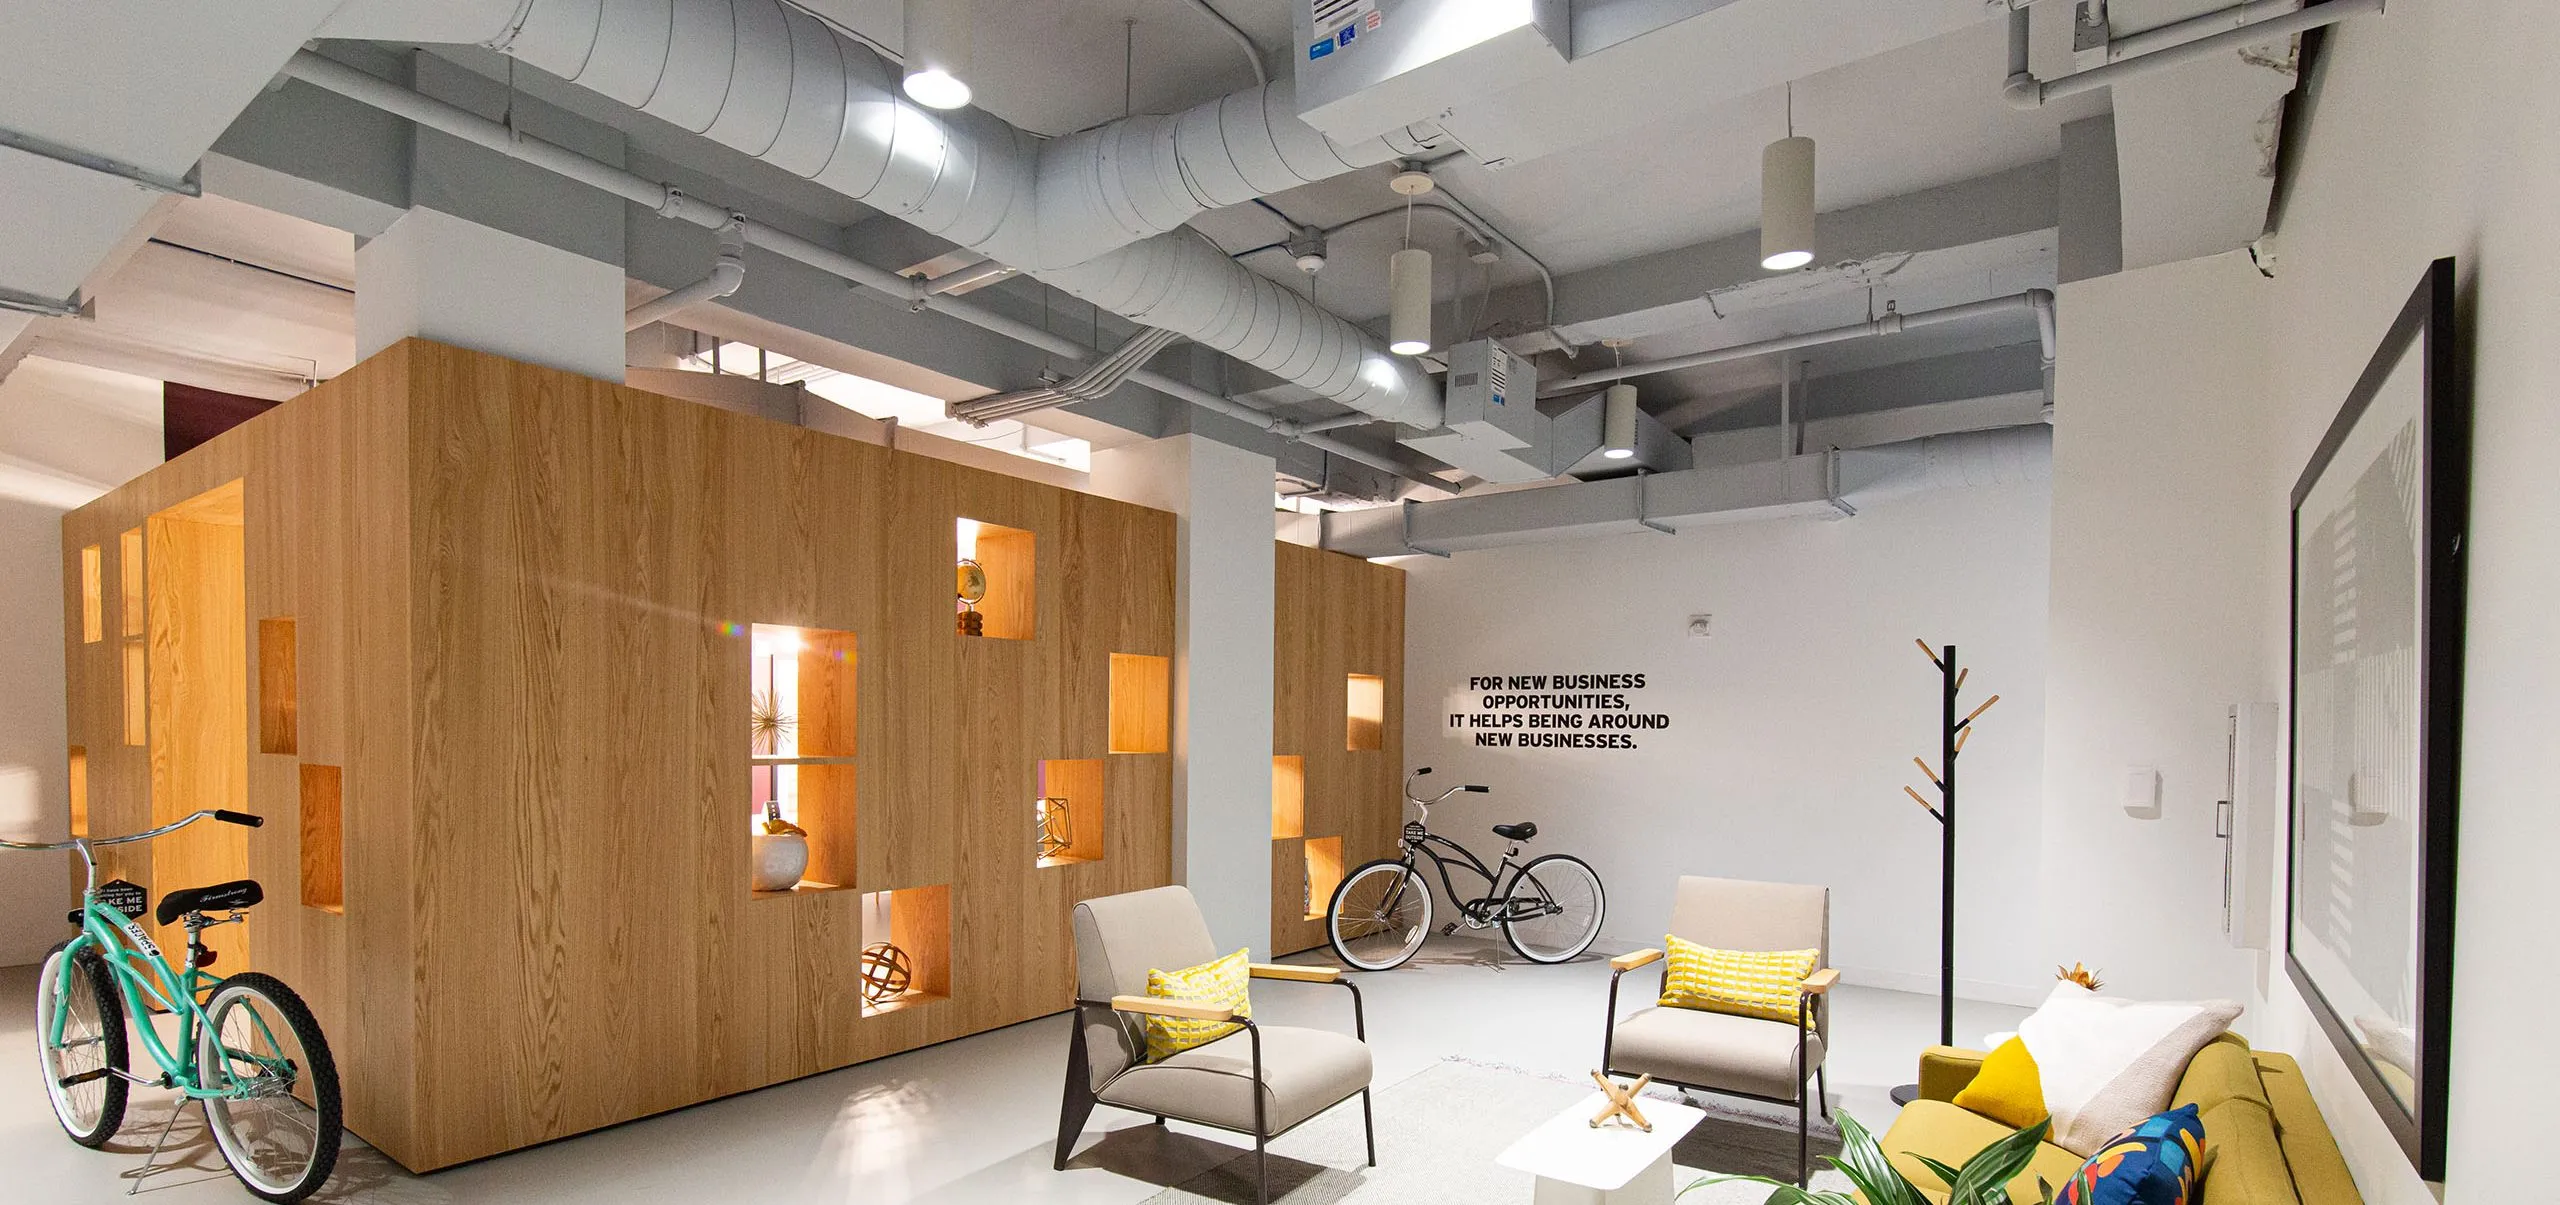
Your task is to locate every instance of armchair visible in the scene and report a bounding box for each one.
[1600,876,1833,1184]
[1057,886,1375,1205]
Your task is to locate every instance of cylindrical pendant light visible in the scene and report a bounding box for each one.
[903,0,974,110]
[1761,83,1814,271]
[1388,247,1432,355]
[1602,383,1639,459]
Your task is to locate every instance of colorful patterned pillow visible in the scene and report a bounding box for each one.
[1141,948,1253,1061]
[1657,934,1820,1027]
[2056,1104,2206,1205]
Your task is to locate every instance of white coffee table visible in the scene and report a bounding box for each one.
[1496,1090,1706,1204]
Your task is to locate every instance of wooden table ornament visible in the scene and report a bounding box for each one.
[1588,1071,1653,1132]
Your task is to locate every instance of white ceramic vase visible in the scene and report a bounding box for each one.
[751,832,810,892]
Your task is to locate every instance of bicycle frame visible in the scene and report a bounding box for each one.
[20,813,288,1102]
[1395,828,1549,925]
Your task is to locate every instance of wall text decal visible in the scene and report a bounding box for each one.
[1448,672,1670,751]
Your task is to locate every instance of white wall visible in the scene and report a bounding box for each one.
[1091,435,1278,957]
[0,358,164,967]
[1398,477,2052,999]
[2042,3,2560,1199]
[2039,249,2272,1007]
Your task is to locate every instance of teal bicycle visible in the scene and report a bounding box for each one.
[8,808,342,1202]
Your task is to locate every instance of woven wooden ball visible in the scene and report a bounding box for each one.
[859,942,913,1004]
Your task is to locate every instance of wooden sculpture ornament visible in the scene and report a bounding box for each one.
[860,942,913,1005]
[956,558,988,636]
[1589,1071,1654,1132]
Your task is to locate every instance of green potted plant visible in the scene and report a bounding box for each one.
[1683,1111,2088,1205]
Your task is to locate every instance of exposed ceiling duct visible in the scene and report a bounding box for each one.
[319,0,1448,431]
[1318,425,2052,559]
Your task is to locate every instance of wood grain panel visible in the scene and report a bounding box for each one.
[1270,542,1406,955]
[1108,653,1170,754]
[258,617,296,754]
[299,764,342,912]
[145,485,250,963]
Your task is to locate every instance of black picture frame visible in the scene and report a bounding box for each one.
[2284,256,2466,1182]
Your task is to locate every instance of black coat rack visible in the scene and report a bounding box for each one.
[1888,640,1998,1107]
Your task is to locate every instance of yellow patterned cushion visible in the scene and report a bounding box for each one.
[1141,948,1253,1061]
[1658,934,1820,1027]
[1954,1035,2052,1129]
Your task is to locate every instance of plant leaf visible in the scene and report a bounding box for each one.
[1911,1154,1967,1188]
[1824,1111,1930,1205]
[1947,1118,2053,1204]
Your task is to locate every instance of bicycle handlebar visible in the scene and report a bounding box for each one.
[0,808,256,853]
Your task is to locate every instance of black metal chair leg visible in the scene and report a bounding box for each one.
[1362,1089,1376,1166]
[1817,1065,1830,1120]
[1256,1135,1269,1205]
[1797,1085,1810,1187]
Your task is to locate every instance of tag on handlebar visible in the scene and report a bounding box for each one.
[94,879,148,921]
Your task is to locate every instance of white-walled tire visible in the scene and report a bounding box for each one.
[1327,861,1432,971]
[36,942,127,1148]
[1501,854,1605,964]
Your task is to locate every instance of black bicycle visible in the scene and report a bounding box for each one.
[1324,768,1606,970]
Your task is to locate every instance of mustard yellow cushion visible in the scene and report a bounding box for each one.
[1658,934,1819,1027]
[1954,1036,2052,1130]
[1141,948,1253,1061]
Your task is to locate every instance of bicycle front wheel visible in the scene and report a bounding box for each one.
[1328,860,1432,971]
[1502,854,1606,964]
[36,941,127,1148]
[198,972,342,1204]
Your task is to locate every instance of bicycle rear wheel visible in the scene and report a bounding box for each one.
[199,972,342,1204]
[1327,860,1432,971]
[1502,854,1606,964]
[36,941,127,1147]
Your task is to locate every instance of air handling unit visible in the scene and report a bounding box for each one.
[1294,0,1571,146]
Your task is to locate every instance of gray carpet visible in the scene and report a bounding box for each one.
[1110,1058,1853,1204]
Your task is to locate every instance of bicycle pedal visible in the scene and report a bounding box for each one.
[1439,922,1459,936]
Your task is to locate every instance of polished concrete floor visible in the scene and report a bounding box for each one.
[5,942,2029,1203]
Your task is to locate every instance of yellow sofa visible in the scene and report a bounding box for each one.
[1878,1034,2361,1205]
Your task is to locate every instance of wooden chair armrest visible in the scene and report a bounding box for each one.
[1249,963,1342,984]
[1109,994,1236,1023]
[1610,947,1665,973]
[1799,967,1840,995]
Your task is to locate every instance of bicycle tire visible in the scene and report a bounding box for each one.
[1501,854,1606,964]
[36,941,127,1148]
[1327,859,1433,971]
[199,972,343,1204]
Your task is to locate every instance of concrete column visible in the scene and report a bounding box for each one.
[355,206,626,382]
[1092,435,1277,956]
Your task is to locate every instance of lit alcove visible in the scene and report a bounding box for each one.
[1036,759,1105,867]
[859,885,952,1015]
[1271,755,1305,839]
[1302,837,1344,920]
[956,518,1035,640]
[1109,653,1171,754]
[300,764,344,914]
[747,622,858,898]
[1346,673,1386,751]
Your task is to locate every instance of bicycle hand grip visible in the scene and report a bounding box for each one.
[214,810,265,828]
[1465,785,1490,793]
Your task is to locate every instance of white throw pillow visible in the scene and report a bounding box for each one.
[2014,982,2241,1155]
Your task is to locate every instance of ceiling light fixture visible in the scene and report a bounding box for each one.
[902,0,974,110]
[1601,338,1637,459]
[1387,167,1436,356]
[1760,81,1815,272]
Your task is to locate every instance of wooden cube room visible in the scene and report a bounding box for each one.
[57,339,1176,1172]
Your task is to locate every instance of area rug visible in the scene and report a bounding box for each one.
[1115,1057,1851,1204]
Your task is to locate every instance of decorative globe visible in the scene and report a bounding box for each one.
[860,942,913,1005]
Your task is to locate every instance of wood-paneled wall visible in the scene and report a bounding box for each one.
[61,340,1176,1171]
[1270,542,1406,955]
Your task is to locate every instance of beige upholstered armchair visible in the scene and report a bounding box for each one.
[1057,886,1375,1205]
[1601,876,1836,1184]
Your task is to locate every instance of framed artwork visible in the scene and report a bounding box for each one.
[2285,256,2466,1181]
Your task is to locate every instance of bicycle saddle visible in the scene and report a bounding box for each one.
[1491,821,1538,842]
[156,878,263,926]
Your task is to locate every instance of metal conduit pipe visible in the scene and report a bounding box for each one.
[2005,0,2383,109]
[625,216,747,330]
[1540,289,2057,396]
[280,51,1452,494]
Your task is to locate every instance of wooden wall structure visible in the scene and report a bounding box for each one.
[1269,541,1406,955]
[60,339,1176,1171]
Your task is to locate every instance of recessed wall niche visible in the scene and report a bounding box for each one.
[1271,756,1305,839]
[957,518,1034,640]
[860,885,952,1014]
[1346,673,1386,751]
[1036,759,1105,867]
[1303,836,1344,921]
[748,623,858,896]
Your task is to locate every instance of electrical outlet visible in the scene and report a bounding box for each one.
[1687,614,1713,639]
